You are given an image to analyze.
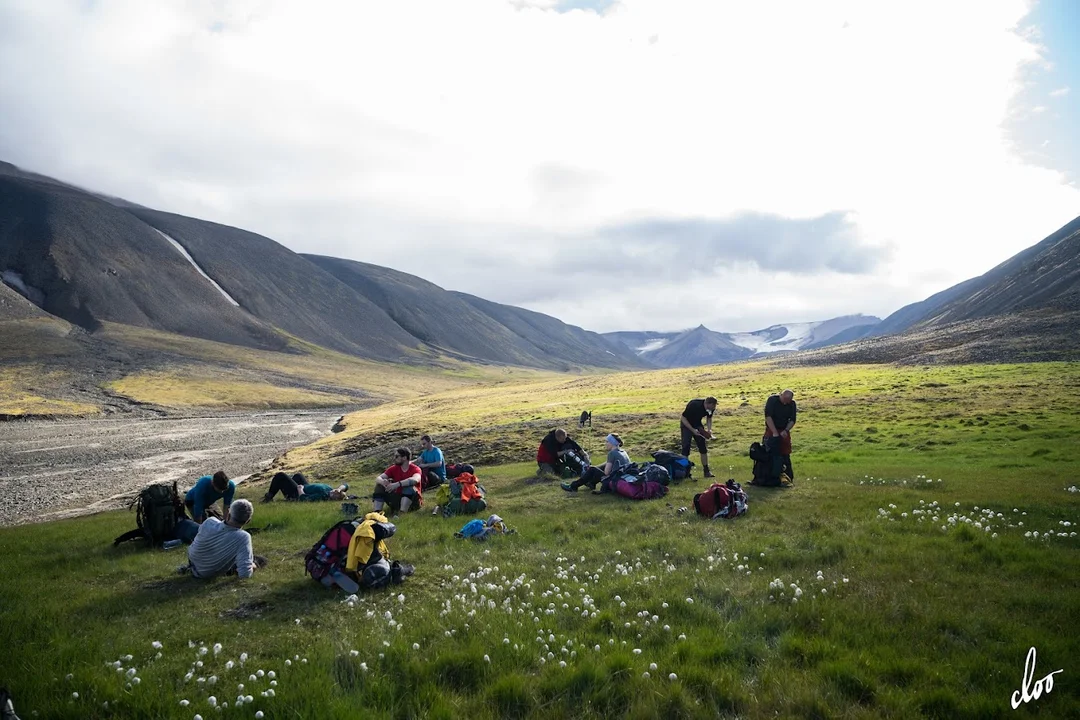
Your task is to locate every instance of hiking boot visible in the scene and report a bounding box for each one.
[176,564,191,575]
[703,469,716,479]
[560,482,578,492]
[260,494,273,503]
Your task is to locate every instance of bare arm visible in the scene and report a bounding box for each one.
[765,417,779,436]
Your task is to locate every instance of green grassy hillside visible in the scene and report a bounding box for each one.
[1,361,1078,719]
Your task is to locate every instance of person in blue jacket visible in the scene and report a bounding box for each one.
[185,470,235,523]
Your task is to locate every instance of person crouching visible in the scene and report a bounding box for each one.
[373,447,422,514]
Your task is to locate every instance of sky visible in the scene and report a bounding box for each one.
[0,0,1077,334]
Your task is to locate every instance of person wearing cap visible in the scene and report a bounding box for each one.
[185,470,235,523]
[561,433,630,493]
[261,472,349,502]
[680,396,718,478]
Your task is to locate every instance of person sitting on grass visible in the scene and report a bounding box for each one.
[416,435,447,490]
[184,499,266,579]
[261,472,349,502]
[562,433,630,493]
[536,428,589,477]
[373,447,422,515]
[184,470,235,523]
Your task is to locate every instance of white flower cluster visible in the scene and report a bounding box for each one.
[860,474,941,486]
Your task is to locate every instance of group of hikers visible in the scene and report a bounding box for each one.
[165,390,797,581]
[540,389,797,492]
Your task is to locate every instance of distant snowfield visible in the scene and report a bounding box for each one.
[729,322,820,353]
[155,229,240,307]
[636,338,672,354]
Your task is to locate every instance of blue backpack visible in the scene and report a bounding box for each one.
[456,519,486,539]
[651,450,693,481]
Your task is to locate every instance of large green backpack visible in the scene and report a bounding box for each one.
[113,482,183,547]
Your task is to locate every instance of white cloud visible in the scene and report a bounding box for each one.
[0,0,1077,334]
[1049,86,1070,97]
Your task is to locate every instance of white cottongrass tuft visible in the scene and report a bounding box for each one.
[669,673,678,681]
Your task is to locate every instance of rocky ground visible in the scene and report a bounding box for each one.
[0,409,347,526]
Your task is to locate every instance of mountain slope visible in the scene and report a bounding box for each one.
[874,215,1080,336]
[644,325,752,367]
[128,210,422,362]
[603,315,882,368]
[0,174,286,349]
[302,254,628,369]
[450,292,648,370]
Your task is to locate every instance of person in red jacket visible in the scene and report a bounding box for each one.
[373,447,422,514]
[536,428,589,477]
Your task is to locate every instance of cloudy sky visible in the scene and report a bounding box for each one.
[1,0,1078,333]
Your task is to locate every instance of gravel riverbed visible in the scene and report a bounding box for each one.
[0,410,344,526]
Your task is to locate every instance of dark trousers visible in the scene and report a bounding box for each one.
[763,436,794,480]
[680,425,707,457]
[264,472,307,501]
[174,518,200,544]
[569,466,606,490]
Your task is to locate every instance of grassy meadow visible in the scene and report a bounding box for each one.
[1,361,1078,719]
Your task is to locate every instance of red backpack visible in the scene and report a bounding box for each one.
[693,480,748,519]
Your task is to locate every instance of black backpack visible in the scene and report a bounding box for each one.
[113,482,185,547]
[749,441,783,486]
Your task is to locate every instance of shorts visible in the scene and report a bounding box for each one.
[373,485,420,511]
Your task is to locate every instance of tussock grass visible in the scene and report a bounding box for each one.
[0,364,100,416]
[1,361,1079,718]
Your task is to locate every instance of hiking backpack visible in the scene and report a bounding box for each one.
[304,519,360,583]
[613,476,668,500]
[749,441,783,486]
[446,463,475,479]
[652,450,693,481]
[113,482,184,547]
[693,480,748,519]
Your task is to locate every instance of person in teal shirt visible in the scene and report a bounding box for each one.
[261,472,348,502]
[417,435,446,490]
[185,471,236,522]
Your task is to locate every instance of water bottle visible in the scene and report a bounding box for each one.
[162,539,183,550]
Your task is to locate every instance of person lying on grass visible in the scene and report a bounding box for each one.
[184,470,235,523]
[261,472,349,503]
[373,447,422,515]
[183,499,267,579]
[561,433,630,494]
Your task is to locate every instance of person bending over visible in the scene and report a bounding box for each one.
[764,389,797,480]
[373,447,422,514]
[416,435,447,490]
[185,499,266,579]
[562,433,630,493]
[536,428,589,477]
[680,397,717,478]
[185,470,235,523]
[262,472,348,502]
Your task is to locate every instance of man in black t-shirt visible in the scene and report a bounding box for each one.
[764,389,797,480]
[680,396,717,478]
[536,428,589,477]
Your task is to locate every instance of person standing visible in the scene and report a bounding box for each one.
[680,397,717,478]
[416,435,447,490]
[764,389,797,481]
[373,448,422,514]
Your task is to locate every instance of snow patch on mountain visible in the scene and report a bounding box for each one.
[730,322,820,353]
[155,229,240,307]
